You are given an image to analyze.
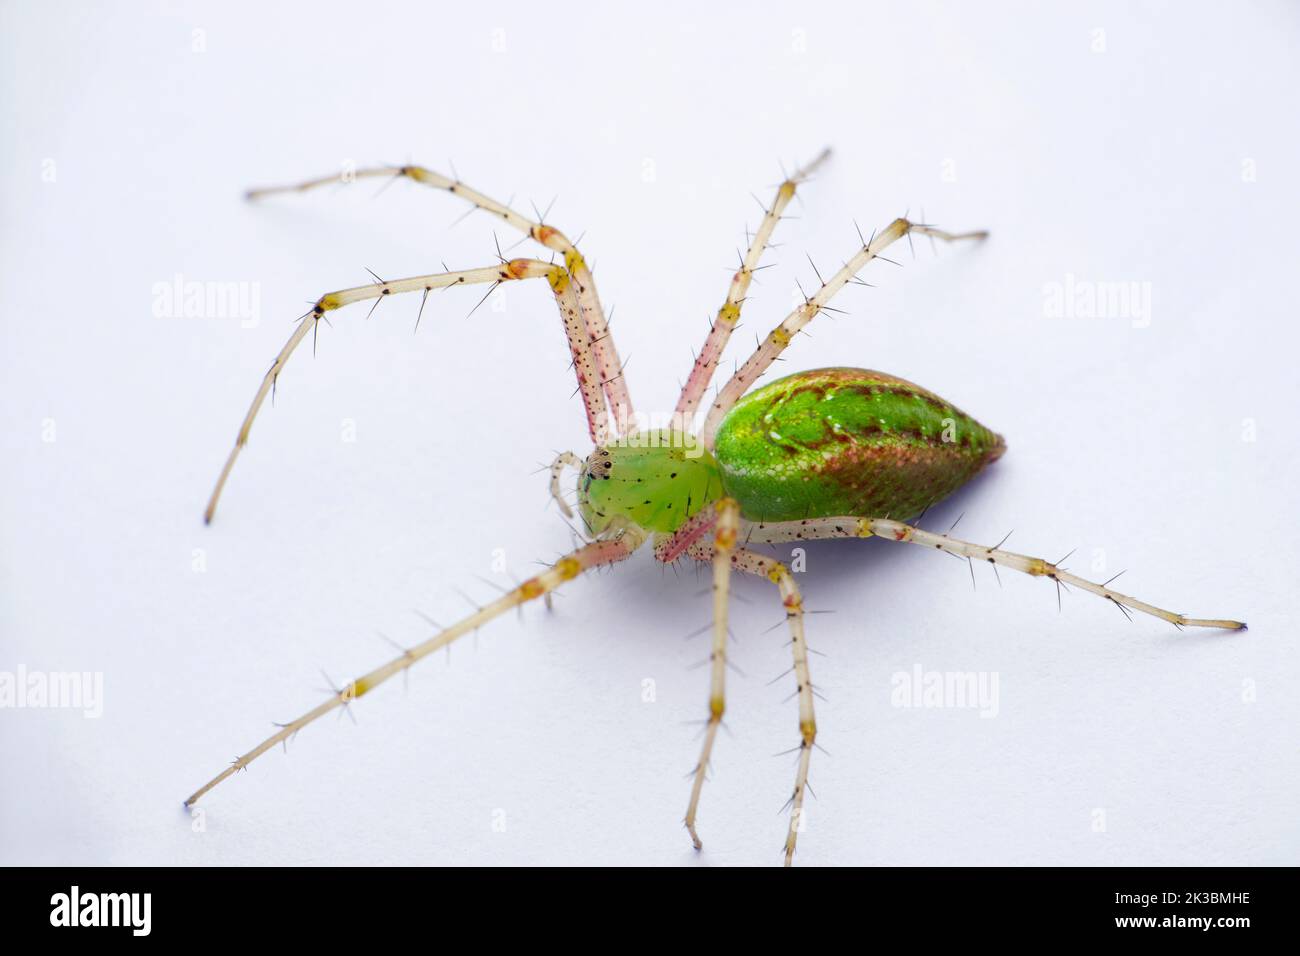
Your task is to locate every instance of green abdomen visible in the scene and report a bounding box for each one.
[714,368,1005,522]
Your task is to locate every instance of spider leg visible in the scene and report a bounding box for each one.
[652,499,740,851]
[682,538,814,867]
[183,526,647,807]
[654,504,814,865]
[732,548,812,867]
[547,450,583,519]
[246,164,634,430]
[699,218,987,448]
[742,517,1246,630]
[205,259,608,522]
[674,147,832,425]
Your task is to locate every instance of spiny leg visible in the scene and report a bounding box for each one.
[690,500,740,850]
[183,526,647,807]
[742,516,1246,630]
[655,504,815,863]
[674,148,832,425]
[205,258,608,523]
[246,164,635,429]
[652,499,740,849]
[679,539,815,867]
[700,218,988,448]
[547,450,583,519]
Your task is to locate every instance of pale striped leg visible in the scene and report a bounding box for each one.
[656,505,815,864]
[742,517,1246,630]
[678,540,815,867]
[686,499,740,850]
[205,259,608,523]
[183,527,647,807]
[247,164,635,430]
[652,499,740,850]
[651,502,723,564]
[547,450,583,519]
[674,148,832,425]
[700,218,988,448]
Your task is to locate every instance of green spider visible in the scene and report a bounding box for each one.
[186,148,1244,866]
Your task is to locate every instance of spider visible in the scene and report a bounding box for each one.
[185,148,1244,866]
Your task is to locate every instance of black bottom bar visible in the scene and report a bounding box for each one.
[0,866,1288,942]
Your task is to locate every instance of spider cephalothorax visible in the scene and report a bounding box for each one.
[577,433,720,536]
[187,148,1244,866]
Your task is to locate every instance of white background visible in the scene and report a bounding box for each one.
[2,1,1297,866]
